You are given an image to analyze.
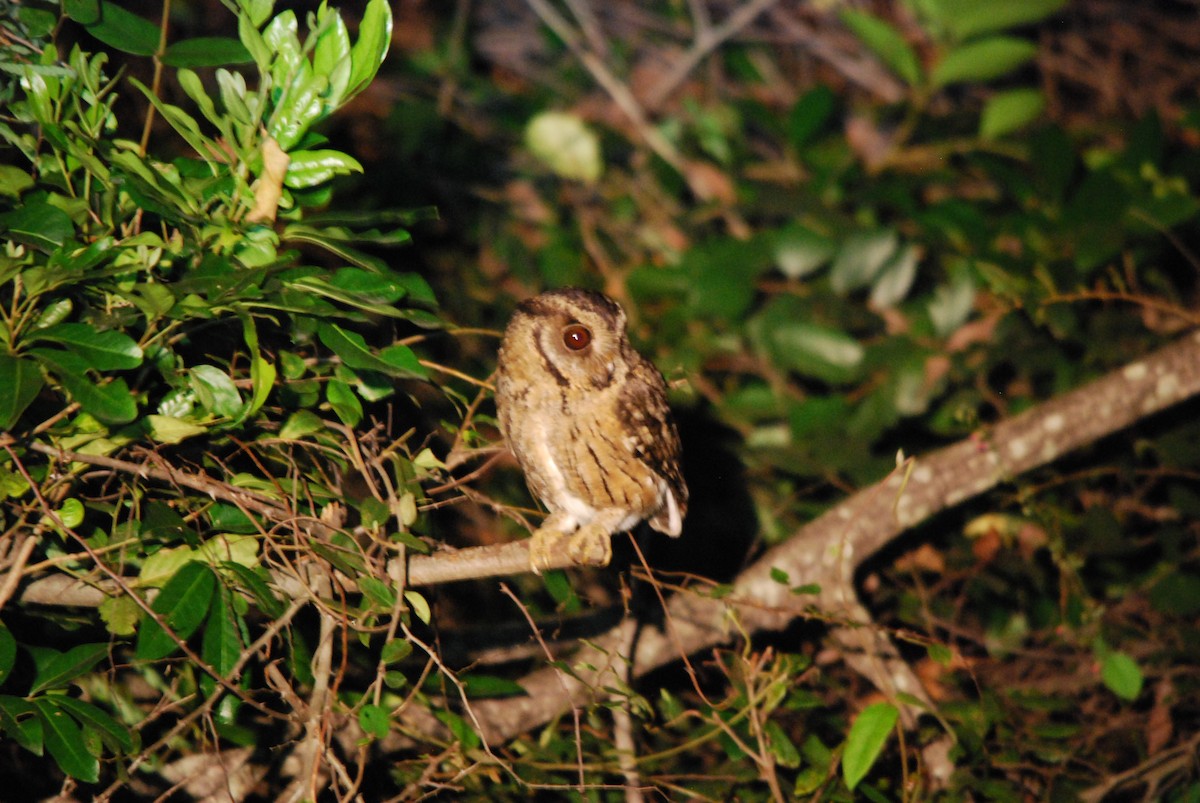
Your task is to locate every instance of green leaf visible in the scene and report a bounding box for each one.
[932,36,1038,87]
[326,379,362,427]
[189,365,244,417]
[99,595,140,637]
[222,562,285,619]
[318,323,427,380]
[461,674,526,699]
[380,638,413,665]
[82,1,161,56]
[135,561,217,661]
[787,85,835,149]
[0,200,75,252]
[979,88,1045,140]
[869,244,919,308]
[146,415,206,444]
[830,229,898,294]
[0,165,34,198]
[29,643,110,695]
[33,698,99,782]
[358,576,397,609]
[200,588,242,704]
[64,0,102,26]
[1101,652,1144,701]
[345,0,393,101]
[0,624,16,686]
[765,720,801,768]
[29,348,138,424]
[284,149,364,188]
[0,696,43,754]
[404,590,431,625]
[50,696,136,753]
[0,354,44,429]
[434,708,481,751]
[279,410,324,440]
[756,319,864,384]
[925,0,1067,40]
[27,323,143,370]
[843,702,899,790]
[162,37,252,67]
[774,225,836,280]
[840,10,922,86]
[359,703,390,739]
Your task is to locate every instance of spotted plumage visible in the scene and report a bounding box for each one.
[495,288,688,570]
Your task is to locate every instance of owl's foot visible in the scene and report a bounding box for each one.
[527,525,565,574]
[565,523,612,568]
[526,521,614,573]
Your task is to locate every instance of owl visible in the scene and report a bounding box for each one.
[495,288,688,572]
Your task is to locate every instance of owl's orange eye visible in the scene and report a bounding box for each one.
[562,323,592,351]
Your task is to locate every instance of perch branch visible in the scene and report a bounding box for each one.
[387,330,1200,746]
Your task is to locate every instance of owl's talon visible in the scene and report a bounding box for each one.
[567,524,612,567]
[527,526,563,574]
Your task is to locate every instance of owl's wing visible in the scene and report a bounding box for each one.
[618,358,688,536]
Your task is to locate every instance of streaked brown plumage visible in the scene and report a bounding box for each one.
[495,288,687,570]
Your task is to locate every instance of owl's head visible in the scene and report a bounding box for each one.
[501,288,631,389]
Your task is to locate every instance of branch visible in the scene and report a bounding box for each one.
[390,331,1200,745]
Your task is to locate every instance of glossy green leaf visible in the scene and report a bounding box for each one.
[1101,652,1143,701]
[840,10,922,87]
[189,365,244,417]
[359,703,390,739]
[980,88,1045,140]
[932,36,1038,88]
[162,37,252,67]
[284,149,364,188]
[82,1,160,56]
[318,323,427,380]
[34,698,99,783]
[0,354,44,429]
[843,702,898,790]
[345,0,393,100]
[27,323,143,370]
[0,200,75,251]
[135,561,217,661]
[0,624,16,685]
[50,696,136,753]
[312,8,352,102]
[0,696,43,754]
